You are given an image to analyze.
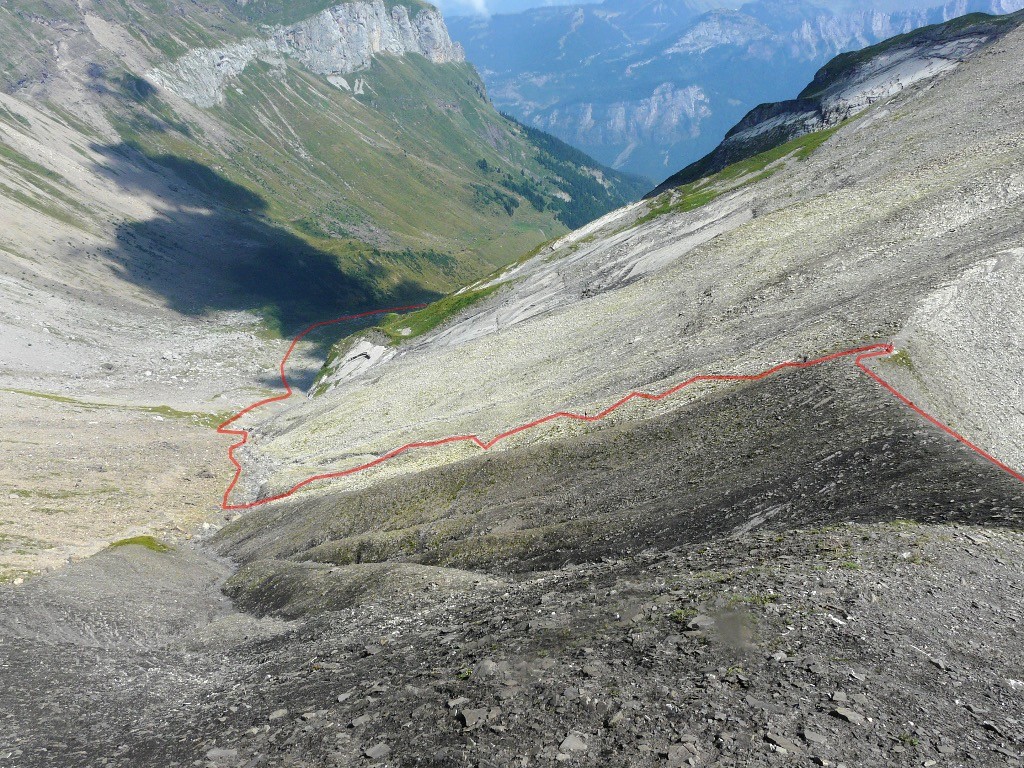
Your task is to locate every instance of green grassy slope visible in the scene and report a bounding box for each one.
[0,0,647,332]
[110,52,643,286]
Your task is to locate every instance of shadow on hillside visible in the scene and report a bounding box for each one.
[90,143,440,344]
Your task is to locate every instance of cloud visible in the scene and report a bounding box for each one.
[433,0,491,16]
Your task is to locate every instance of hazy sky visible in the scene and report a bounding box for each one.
[432,0,985,18]
[432,0,592,17]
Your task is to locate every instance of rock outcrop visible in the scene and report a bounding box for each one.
[149,1,465,107]
[276,2,464,77]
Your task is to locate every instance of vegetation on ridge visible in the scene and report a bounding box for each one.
[377,284,501,344]
[636,122,847,227]
[799,11,1024,99]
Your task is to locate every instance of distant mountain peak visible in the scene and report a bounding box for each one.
[448,0,1024,178]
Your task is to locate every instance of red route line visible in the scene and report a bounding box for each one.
[219,320,1024,511]
[217,305,427,511]
[853,346,1024,485]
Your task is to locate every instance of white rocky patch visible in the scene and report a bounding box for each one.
[664,13,773,56]
[314,338,396,394]
[896,248,1024,476]
[726,110,822,145]
[822,38,987,115]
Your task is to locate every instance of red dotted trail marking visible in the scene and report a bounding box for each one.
[219,320,1024,511]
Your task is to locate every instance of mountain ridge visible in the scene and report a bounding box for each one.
[449,0,1024,177]
[652,8,1024,193]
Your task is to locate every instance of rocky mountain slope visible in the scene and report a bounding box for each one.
[241,6,1024,513]
[2,7,1024,768]
[225,0,1024,650]
[449,0,1024,179]
[0,0,646,581]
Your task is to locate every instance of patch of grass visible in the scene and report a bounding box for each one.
[0,567,37,584]
[143,405,235,429]
[0,103,31,129]
[886,350,914,371]
[0,182,88,231]
[727,593,779,608]
[108,535,172,553]
[4,486,118,500]
[0,141,64,181]
[2,388,87,406]
[378,284,501,344]
[898,733,920,747]
[693,570,735,584]
[42,101,103,139]
[669,608,697,624]
[2,388,231,429]
[902,551,926,566]
[635,122,848,227]
[839,561,861,570]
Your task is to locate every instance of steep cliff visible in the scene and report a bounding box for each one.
[150,1,464,108]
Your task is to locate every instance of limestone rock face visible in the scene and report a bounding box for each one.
[722,34,990,151]
[274,2,464,77]
[148,1,465,107]
[148,41,278,108]
[652,10,1024,193]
